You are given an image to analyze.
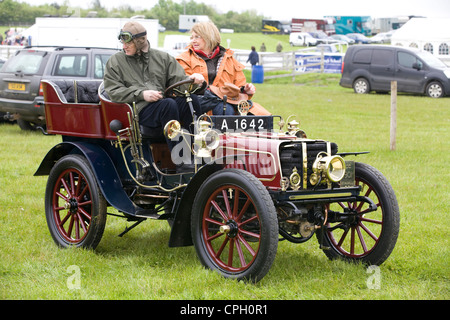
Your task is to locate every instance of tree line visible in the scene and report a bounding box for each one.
[0,0,266,32]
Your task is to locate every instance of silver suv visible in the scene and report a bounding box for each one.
[0,46,118,130]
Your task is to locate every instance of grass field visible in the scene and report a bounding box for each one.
[158,31,291,52]
[0,74,449,301]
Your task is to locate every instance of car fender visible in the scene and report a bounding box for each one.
[350,69,372,84]
[424,72,450,93]
[35,141,140,216]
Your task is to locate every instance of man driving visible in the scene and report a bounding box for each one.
[104,21,205,172]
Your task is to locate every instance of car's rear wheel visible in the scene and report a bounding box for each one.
[353,78,370,94]
[45,154,107,249]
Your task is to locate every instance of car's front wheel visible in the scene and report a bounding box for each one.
[319,162,400,265]
[191,169,278,282]
[426,81,444,98]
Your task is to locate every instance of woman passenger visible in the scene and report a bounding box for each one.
[176,21,266,115]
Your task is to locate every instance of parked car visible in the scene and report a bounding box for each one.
[158,23,166,32]
[0,57,6,122]
[35,78,400,283]
[330,34,355,44]
[309,31,337,44]
[289,32,317,46]
[370,31,395,44]
[314,44,340,53]
[340,45,450,98]
[0,46,118,130]
[346,33,372,44]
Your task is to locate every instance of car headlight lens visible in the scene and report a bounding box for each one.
[325,155,346,182]
[312,153,346,183]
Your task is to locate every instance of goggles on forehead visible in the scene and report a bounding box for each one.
[118,30,147,43]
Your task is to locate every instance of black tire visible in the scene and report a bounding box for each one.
[319,162,399,265]
[426,81,444,98]
[45,154,107,249]
[191,169,278,282]
[353,78,370,94]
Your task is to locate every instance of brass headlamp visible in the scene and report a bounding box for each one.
[163,118,219,159]
[310,152,346,185]
[194,120,219,158]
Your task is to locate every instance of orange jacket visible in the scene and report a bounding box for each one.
[176,46,271,116]
[176,46,247,89]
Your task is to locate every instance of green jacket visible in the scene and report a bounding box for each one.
[104,44,189,115]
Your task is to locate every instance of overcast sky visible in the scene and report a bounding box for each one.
[19,0,450,20]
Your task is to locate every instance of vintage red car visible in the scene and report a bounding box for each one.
[35,79,400,283]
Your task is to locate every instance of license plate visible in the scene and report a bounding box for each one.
[211,116,273,132]
[8,83,26,91]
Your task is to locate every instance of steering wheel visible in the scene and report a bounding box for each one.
[164,79,207,98]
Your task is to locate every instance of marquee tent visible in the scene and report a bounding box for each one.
[391,18,450,65]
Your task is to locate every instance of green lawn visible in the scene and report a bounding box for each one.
[0,75,449,301]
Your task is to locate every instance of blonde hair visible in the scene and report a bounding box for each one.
[191,21,221,52]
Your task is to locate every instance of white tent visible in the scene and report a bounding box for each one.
[391,18,450,65]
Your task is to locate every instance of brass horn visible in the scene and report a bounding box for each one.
[164,120,182,140]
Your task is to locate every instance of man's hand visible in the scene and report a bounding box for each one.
[244,83,256,95]
[189,73,205,85]
[143,90,163,102]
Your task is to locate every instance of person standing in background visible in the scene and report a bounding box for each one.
[247,46,259,67]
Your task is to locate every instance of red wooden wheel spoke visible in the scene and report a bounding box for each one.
[238,234,256,256]
[232,189,240,219]
[207,232,224,242]
[235,238,246,267]
[77,206,92,221]
[239,214,258,226]
[215,236,229,258]
[211,200,228,222]
[78,184,89,201]
[337,228,349,247]
[356,225,368,253]
[227,239,235,266]
[76,212,88,234]
[361,217,382,224]
[69,172,75,193]
[235,198,251,222]
[222,190,232,219]
[56,191,69,203]
[359,221,379,242]
[205,216,223,226]
[66,215,75,239]
[59,211,71,227]
[350,227,356,254]
[60,177,72,198]
[239,229,260,240]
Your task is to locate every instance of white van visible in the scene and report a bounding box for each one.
[289,32,318,47]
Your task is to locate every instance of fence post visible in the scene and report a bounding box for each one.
[292,52,296,81]
[390,81,397,151]
[320,49,324,73]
